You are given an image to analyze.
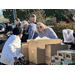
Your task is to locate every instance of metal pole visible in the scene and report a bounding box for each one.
[15,9,17,18]
[13,9,17,20]
[13,9,15,20]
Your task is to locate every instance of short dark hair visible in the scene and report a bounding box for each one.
[13,26,23,35]
[14,18,20,22]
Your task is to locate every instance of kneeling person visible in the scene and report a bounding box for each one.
[1,26,27,65]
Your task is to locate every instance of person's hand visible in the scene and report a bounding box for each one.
[14,57,19,64]
[10,31,13,34]
[22,56,29,64]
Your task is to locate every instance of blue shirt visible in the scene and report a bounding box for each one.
[28,23,38,39]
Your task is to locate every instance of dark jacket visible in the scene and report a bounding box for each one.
[4,26,13,34]
[21,29,29,42]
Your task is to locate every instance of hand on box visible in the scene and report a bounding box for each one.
[22,56,29,64]
[14,57,19,64]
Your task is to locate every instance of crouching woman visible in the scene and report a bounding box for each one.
[36,22,58,39]
[0,26,27,65]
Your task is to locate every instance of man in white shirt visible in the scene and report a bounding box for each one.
[0,26,26,65]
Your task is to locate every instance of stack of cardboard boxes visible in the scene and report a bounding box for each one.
[53,50,75,65]
[22,39,61,64]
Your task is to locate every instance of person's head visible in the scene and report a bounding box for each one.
[4,22,9,28]
[4,22,10,34]
[13,26,23,39]
[21,21,29,30]
[14,18,20,25]
[73,15,75,21]
[37,22,47,33]
[30,14,36,23]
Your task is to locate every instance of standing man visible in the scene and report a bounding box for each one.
[14,18,21,27]
[29,14,37,24]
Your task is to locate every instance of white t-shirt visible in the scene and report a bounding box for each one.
[0,35,23,65]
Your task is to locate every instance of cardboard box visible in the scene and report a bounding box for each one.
[36,39,61,49]
[57,50,73,59]
[28,40,45,64]
[27,39,33,43]
[45,44,68,65]
[65,51,75,62]
[28,39,61,64]
[0,34,4,38]
[54,55,60,63]
[21,42,29,59]
[54,55,64,63]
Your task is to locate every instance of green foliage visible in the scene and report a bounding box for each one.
[3,9,70,23]
[3,9,14,23]
[52,21,75,39]
[44,9,69,22]
[3,9,46,23]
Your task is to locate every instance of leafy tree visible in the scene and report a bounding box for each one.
[44,9,69,22]
[3,9,14,23]
[3,9,46,23]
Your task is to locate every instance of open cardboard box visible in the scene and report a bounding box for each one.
[28,39,61,64]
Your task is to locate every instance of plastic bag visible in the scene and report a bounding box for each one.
[35,36,50,41]
[63,29,74,43]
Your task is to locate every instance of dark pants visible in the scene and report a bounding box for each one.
[21,34,28,42]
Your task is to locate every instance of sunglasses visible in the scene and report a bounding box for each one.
[37,26,42,29]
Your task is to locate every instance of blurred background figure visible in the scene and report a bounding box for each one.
[14,18,21,27]
[21,21,29,42]
[4,22,13,36]
[29,14,37,24]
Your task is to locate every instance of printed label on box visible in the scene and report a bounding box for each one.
[46,56,50,61]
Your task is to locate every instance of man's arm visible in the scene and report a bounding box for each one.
[28,25,34,39]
